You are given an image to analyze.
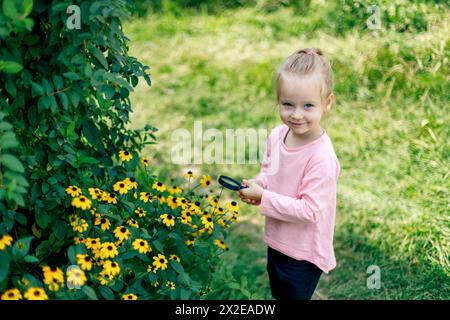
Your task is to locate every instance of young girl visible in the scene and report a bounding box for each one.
[238,48,340,300]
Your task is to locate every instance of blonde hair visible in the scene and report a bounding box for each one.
[274,48,333,104]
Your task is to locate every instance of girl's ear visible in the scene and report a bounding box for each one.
[324,93,334,112]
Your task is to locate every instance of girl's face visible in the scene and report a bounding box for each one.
[278,72,333,139]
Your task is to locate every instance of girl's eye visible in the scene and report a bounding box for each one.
[304,103,314,109]
[282,103,294,107]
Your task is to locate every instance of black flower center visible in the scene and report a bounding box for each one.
[140,241,145,246]
[120,227,126,233]
[107,246,113,250]
[167,215,173,220]
[157,182,162,187]
[124,151,129,156]
[101,218,106,223]
[120,183,125,188]
[80,197,85,202]
[34,290,40,296]
[231,201,236,206]
[72,187,77,191]
[130,177,136,182]
[159,258,165,263]
[84,256,90,262]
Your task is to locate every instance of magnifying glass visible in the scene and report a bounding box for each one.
[218,175,249,191]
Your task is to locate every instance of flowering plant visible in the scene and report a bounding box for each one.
[0,151,240,300]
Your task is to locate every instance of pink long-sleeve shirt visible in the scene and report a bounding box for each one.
[256,124,340,273]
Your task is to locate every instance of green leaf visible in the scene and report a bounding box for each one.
[170,260,184,274]
[1,154,25,173]
[12,236,33,260]
[63,72,80,80]
[0,132,19,149]
[82,286,98,300]
[227,282,240,290]
[77,154,99,165]
[2,0,17,19]
[22,0,33,17]
[152,240,164,253]
[35,210,50,229]
[31,81,44,97]
[0,60,23,74]
[89,45,108,69]
[24,255,40,263]
[0,252,11,282]
[99,286,115,300]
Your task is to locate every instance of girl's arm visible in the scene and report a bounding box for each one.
[259,156,338,224]
[254,128,273,189]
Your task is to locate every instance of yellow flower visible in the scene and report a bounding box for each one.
[214,239,228,250]
[94,217,111,231]
[132,239,151,254]
[201,214,214,229]
[167,196,179,210]
[101,260,121,277]
[124,177,138,189]
[134,207,147,217]
[169,254,180,262]
[68,214,79,227]
[100,242,119,259]
[180,210,193,224]
[140,157,151,167]
[42,266,64,291]
[88,188,103,200]
[71,195,92,210]
[66,267,87,288]
[156,194,166,204]
[113,180,131,195]
[113,226,131,241]
[122,293,138,300]
[73,236,85,244]
[200,175,212,188]
[168,185,183,195]
[0,234,13,250]
[127,219,139,228]
[76,254,93,271]
[166,281,176,290]
[84,237,101,250]
[102,192,118,204]
[24,287,48,300]
[147,265,158,273]
[208,196,219,207]
[185,237,195,246]
[176,197,188,209]
[226,201,240,213]
[189,201,202,214]
[119,150,133,162]
[139,192,153,203]
[1,288,22,300]
[152,254,168,270]
[213,206,225,216]
[66,185,82,197]
[72,218,88,233]
[183,170,196,180]
[160,214,175,228]
[152,181,166,193]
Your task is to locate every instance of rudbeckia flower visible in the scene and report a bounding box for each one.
[139,192,153,203]
[113,180,131,195]
[124,177,138,189]
[200,175,212,188]
[122,293,138,300]
[169,254,180,262]
[166,281,176,290]
[94,217,111,231]
[152,181,166,193]
[76,254,93,271]
[185,237,196,246]
[66,185,82,197]
[160,214,175,228]
[226,201,240,212]
[0,234,13,250]
[168,185,183,195]
[100,242,119,259]
[214,239,228,250]
[134,207,147,218]
[176,197,188,209]
[140,158,151,167]
[119,150,133,162]
[201,214,214,229]
[127,219,139,228]
[167,196,179,210]
[72,219,89,233]
[24,287,48,300]
[102,260,121,277]
[42,266,64,291]
[71,195,92,210]
[152,254,168,270]
[113,226,131,241]
[147,265,158,274]
[84,237,101,250]
[183,170,196,180]
[156,194,166,204]
[1,288,22,300]
[132,239,151,254]
[208,196,219,207]
[88,187,103,200]
[104,192,118,204]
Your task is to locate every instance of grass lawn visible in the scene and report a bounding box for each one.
[124,2,449,299]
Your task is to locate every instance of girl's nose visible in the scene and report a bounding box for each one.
[291,108,304,120]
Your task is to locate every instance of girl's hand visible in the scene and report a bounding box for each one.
[238,179,264,203]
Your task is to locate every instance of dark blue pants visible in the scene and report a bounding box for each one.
[266,246,322,300]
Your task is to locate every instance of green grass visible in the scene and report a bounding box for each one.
[124,2,450,299]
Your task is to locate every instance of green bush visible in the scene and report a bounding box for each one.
[0,0,155,298]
